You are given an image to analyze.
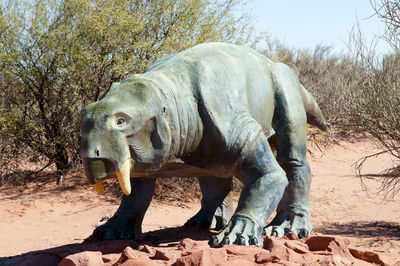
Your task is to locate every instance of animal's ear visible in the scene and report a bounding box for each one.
[150,114,171,160]
[129,81,152,103]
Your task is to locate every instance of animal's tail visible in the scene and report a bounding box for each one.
[300,85,328,131]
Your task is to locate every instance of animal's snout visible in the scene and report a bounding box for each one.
[82,157,117,184]
[80,142,103,158]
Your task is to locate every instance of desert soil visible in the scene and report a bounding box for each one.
[0,139,399,264]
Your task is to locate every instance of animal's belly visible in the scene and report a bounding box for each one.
[132,161,232,178]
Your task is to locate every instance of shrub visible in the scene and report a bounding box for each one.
[0,0,256,184]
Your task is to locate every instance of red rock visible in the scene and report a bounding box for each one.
[58,251,103,266]
[267,260,298,266]
[124,246,138,259]
[349,247,396,266]
[217,259,255,265]
[102,253,121,265]
[284,232,299,240]
[137,244,153,254]
[116,246,138,265]
[176,248,227,266]
[284,240,310,254]
[305,235,354,264]
[313,254,354,266]
[263,236,312,264]
[255,251,281,263]
[121,259,157,266]
[311,250,333,256]
[177,238,209,253]
[153,249,174,260]
[224,244,264,256]
[177,238,196,250]
[18,254,60,266]
[305,235,350,251]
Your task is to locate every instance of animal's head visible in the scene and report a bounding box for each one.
[80,79,170,195]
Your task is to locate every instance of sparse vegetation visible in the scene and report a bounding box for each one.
[349,0,400,198]
[0,0,399,198]
[261,41,355,134]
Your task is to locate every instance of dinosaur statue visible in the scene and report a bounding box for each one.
[80,42,327,247]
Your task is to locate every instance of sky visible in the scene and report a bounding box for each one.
[246,0,393,56]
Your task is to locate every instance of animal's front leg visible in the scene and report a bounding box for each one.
[185,176,234,230]
[210,138,288,246]
[92,177,155,240]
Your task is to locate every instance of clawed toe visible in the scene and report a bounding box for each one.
[209,216,263,247]
[298,229,309,238]
[264,212,312,239]
[223,237,230,245]
[237,235,246,245]
[209,235,219,247]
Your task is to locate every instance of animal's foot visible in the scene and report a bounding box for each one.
[92,211,140,240]
[264,211,312,238]
[185,208,229,231]
[185,209,214,228]
[209,215,263,247]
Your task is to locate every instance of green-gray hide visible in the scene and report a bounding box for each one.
[80,43,327,246]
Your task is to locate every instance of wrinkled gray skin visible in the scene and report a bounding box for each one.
[80,43,327,247]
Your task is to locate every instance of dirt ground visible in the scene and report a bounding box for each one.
[0,140,399,264]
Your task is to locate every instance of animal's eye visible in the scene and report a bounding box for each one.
[116,117,126,126]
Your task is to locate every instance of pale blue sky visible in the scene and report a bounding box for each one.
[247,0,392,55]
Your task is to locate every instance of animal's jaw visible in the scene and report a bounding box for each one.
[82,157,134,196]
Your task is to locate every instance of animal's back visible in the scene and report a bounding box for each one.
[144,43,278,142]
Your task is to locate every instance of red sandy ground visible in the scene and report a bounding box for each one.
[0,140,399,265]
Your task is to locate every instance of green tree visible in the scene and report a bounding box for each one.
[0,0,256,180]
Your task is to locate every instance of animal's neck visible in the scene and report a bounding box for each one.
[142,71,203,160]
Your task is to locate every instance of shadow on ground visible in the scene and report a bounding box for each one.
[314,221,400,239]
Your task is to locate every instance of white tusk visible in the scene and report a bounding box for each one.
[93,180,104,195]
[116,158,132,195]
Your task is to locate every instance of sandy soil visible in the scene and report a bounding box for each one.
[0,140,399,263]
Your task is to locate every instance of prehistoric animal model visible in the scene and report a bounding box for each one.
[80,42,327,246]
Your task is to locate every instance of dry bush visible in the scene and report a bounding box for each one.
[260,40,356,136]
[154,178,201,203]
[261,31,400,198]
[370,0,400,50]
[153,177,243,203]
[347,27,400,198]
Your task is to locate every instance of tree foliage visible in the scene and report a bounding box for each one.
[0,0,256,181]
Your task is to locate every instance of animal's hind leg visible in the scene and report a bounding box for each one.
[185,176,234,230]
[265,133,312,238]
[265,64,312,238]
